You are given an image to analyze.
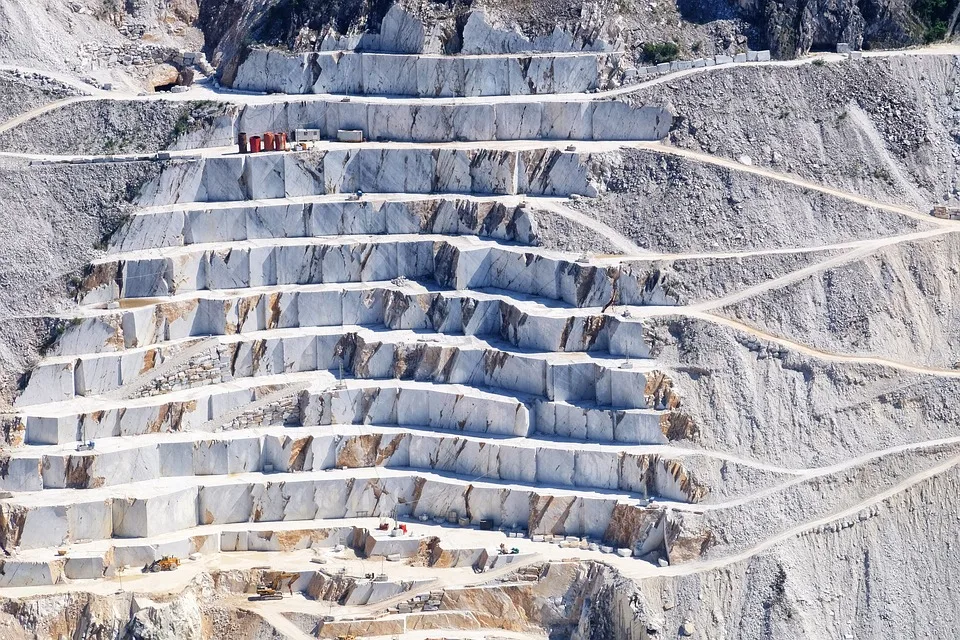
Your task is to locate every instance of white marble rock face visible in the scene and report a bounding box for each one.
[230,47,628,98]
[238,98,668,143]
[3,10,715,576]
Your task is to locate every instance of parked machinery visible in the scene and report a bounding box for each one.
[143,556,180,573]
[254,571,299,600]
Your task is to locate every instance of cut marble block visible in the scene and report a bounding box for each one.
[0,456,43,492]
[0,559,64,587]
[534,400,668,444]
[4,497,113,549]
[518,148,600,197]
[16,360,76,407]
[221,525,355,552]
[112,486,198,538]
[64,554,107,580]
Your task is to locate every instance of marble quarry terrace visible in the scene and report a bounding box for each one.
[0,37,713,588]
[6,18,960,637]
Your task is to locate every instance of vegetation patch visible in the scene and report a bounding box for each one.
[641,41,681,64]
[913,0,959,42]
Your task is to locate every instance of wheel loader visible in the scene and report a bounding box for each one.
[143,556,179,573]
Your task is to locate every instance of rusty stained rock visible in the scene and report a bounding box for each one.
[644,371,682,410]
[331,432,406,469]
[664,514,714,564]
[0,505,27,552]
[335,433,386,468]
[158,298,200,329]
[417,535,442,566]
[620,454,708,503]
[660,410,699,441]
[602,503,664,552]
[557,313,608,351]
[234,295,257,333]
[189,534,212,553]
[64,455,101,489]
[248,339,269,373]
[144,403,170,434]
[659,457,709,503]
[0,417,25,447]
[80,262,120,297]
[392,341,445,380]
[287,435,314,471]
[102,315,126,351]
[255,528,323,552]
[528,494,579,537]
[138,348,160,376]
[344,335,384,378]
[439,581,542,633]
[266,292,283,330]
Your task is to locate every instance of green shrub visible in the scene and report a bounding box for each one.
[642,42,681,64]
[913,0,958,42]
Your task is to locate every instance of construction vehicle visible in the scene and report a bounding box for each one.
[144,556,179,572]
[254,571,299,600]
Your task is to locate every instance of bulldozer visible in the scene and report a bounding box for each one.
[143,556,179,573]
[254,571,299,600]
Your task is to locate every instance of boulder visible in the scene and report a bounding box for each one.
[147,63,179,91]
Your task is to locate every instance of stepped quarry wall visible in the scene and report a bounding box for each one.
[4,4,957,638]
[134,148,605,204]
[0,96,669,155]
[238,98,671,142]
[226,48,633,97]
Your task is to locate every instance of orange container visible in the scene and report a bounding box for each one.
[263,132,275,151]
[278,132,288,151]
[250,136,262,153]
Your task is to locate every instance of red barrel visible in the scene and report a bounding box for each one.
[278,132,288,151]
[263,132,275,151]
[238,132,248,154]
[250,136,262,153]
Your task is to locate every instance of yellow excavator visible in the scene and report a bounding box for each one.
[254,572,299,600]
[143,556,180,573]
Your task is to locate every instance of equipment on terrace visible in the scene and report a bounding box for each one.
[144,556,180,572]
[254,571,299,600]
